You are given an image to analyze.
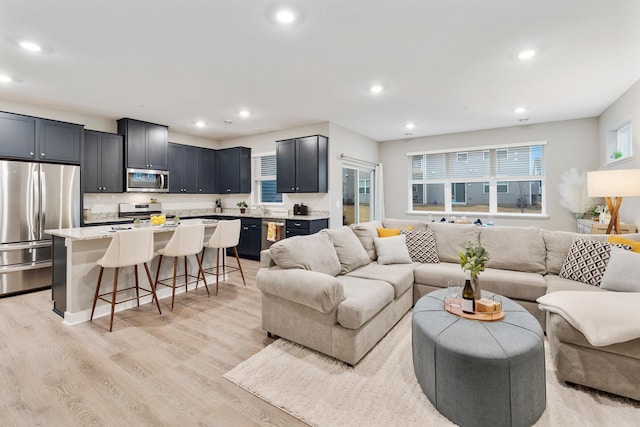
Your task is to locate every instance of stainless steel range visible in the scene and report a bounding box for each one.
[118,203,163,220]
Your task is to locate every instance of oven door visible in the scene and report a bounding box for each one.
[126,168,169,192]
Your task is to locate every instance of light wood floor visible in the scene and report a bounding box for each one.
[0,260,307,427]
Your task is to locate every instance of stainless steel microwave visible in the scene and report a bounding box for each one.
[125,168,169,192]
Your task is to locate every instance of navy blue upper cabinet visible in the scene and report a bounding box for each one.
[216,147,251,194]
[276,135,328,193]
[0,111,82,164]
[117,118,168,170]
[83,130,123,193]
[168,142,199,193]
[198,148,216,193]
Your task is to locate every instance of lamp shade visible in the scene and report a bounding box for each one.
[587,169,640,197]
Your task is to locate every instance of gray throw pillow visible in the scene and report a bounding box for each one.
[600,248,640,292]
[373,235,412,265]
[269,233,341,276]
[322,226,371,274]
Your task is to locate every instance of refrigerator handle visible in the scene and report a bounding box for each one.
[39,167,46,239]
[32,164,41,239]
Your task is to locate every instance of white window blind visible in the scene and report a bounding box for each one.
[252,153,282,204]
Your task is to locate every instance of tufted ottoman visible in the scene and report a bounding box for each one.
[412,289,545,427]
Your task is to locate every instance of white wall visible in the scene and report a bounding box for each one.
[379,118,600,232]
[598,78,640,228]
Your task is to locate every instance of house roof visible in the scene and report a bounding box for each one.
[1,0,639,141]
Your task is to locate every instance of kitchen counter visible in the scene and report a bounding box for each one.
[45,219,221,326]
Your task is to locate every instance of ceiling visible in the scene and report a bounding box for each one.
[1,0,640,142]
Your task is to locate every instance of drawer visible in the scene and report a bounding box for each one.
[286,219,309,231]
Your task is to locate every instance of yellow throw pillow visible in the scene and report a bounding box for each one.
[377,227,401,237]
[607,235,640,253]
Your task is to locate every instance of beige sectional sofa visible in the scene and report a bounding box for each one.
[256,218,640,398]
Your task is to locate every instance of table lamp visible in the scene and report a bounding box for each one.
[587,169,640,234]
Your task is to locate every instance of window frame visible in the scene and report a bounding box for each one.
[252,152,283,205]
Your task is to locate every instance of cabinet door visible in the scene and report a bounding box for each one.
[0,112,37,160]
[217,149,240,193]
[82,131,100,192]
[147,124,168,170]
[124,119,148,168]
[198,148,215,193]
[237,218,261,259]
[181,145,198,193]
[276,139,297,193]
[99,133,123,193]
[238,147,251,193]
[296,136,319,192]
[167,143,183,193]
[38,119,82,164]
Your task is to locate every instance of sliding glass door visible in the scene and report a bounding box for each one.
[342,167,373,225]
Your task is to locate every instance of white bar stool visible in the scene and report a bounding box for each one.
[90,227,162,332]
[154,224,209,310]
[198,219,246,295]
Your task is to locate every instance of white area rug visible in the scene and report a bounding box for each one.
[224,314,640,426]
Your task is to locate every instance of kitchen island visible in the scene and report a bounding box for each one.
[46,219,221,325]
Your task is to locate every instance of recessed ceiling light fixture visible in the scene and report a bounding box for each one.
[223,119,233,124]
[369,85,383,94]
[405,122,415,129]
[19,41,42,52]
[239,110,250,117]
[517,49,535,60]
[195,121,206,128]
[276,9,295,24]
[514,107,526,114]
[0,74,12,83]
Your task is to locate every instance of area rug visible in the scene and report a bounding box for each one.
[224,314,640,426]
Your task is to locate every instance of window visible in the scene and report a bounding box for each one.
[343,167,374,225]
[408,142,546,215]
[615,123,632,160]
[252,153,282,204]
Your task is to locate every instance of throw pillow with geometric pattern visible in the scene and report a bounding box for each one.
[401,229,440,263]
[559,239,617,287]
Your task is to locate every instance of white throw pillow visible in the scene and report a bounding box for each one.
[373,235,412,265]
[600,248,640,292]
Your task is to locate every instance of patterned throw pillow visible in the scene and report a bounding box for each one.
[559,239,626,287]
[401,229,440,263]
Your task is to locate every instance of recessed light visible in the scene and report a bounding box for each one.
[370,85,383,94]
[276,10,295,24]
[239,110,250,117]
[20,41,42,52]
[405,122,415,129]
[517,50,535,60]
[514,107,526,114]
[195,121,205,128]
[0,74,12,83]
[223,119,233,124]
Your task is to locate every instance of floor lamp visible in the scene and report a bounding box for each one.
[587,169,640,234]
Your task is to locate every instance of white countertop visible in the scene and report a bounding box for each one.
[46,218,220,241]
[82,211,329,226]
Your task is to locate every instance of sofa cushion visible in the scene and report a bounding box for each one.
[322,226,370,274]
[559,239,614,287]
[336,276,394,330]
[480,226,546,274]
[374,235,412,265]
[350,221,382,261]
[544,274,608,294]
[414,262,546,301]
[542,230,609,275]
[427,223,480,263]
[269,233,341,276]
[381,218,427,230]
[346,262,414,298]
[601,248,640,292]
[401,228,440,263]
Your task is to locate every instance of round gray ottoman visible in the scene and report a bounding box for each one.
[412,289,545,427]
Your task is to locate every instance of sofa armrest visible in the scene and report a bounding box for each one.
[256,268,344,313]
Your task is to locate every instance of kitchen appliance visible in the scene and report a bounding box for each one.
[125,168,169,192]
[261,219,285,250]
[118,203,163,220]
[0,160,80,296]
[293,203,308,216]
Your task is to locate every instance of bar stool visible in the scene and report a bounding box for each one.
[198,219,246,295]
[90,227,162,332]
[154,224,209,310]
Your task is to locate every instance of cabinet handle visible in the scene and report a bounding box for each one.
[149,164,152,167]
[29,151,34,156]
[291,187,294,190]
[296,187,299,190]
[294,223,301,226]
[40,153,45,157]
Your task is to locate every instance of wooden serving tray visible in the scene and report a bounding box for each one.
[445,303,505,321]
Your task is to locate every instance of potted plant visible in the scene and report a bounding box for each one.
[611,150,623,160]
[236,201,248,214]
[215,198,222,213]
[459,241,489,300]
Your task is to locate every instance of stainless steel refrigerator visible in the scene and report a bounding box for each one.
[0,160,80,296]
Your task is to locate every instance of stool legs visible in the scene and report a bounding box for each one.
[134,265,140,307]
[90,266,105,322]
[109,267,120,332]
[156,254,210,311]
[143,262,162,315]
[232,247,246,286]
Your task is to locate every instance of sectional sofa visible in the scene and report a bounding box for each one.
[256,218,640,399]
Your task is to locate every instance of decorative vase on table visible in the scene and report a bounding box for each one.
[458,240,489,302]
